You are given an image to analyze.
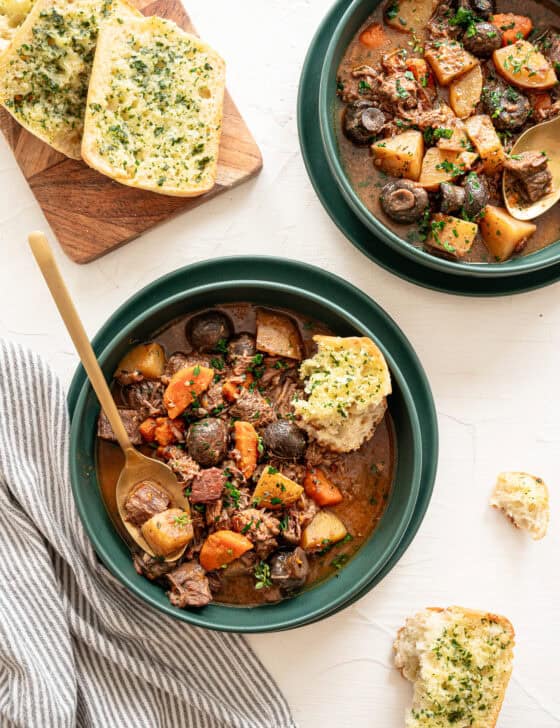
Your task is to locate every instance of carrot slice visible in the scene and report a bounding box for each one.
[304,468,344,506]
[491,13,533,45]
[359,22,387,49]
[233,421,259,479]
[139,417,157,442]
[222,380,240,402]
[199,530,254,571]
[406,58,435,91]
[153,417,184,447]
[163,365,214,419]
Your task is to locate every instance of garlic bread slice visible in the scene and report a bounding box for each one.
[82,15,225,196]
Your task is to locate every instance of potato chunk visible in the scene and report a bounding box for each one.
[479,205,537,261]
[426,214,478,259]
[253,467,304,509]
[419,148,478,191]
[115,342,166,380]
[384,0,439,34]
[301,511,348,552]
[425,41,478,85]
[256,309,303,359]
[449,64,483,119]
[436,124,471,152]
[464,115,506,173]
[494,40,557,90]
[372,130,424,181]
[141,508,193,557]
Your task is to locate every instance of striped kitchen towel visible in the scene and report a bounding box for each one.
[0,340,297,728]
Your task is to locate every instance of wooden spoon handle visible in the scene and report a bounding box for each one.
[28,231,134,454]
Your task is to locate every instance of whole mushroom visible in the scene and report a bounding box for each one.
[482,83,531,132]
[343,100,386,145]
[188,311,232,353]
[463,22,502,57]
[263,421,307,460]
[380,180,429,224]
[187,418,229,467]
[269,547,310,593]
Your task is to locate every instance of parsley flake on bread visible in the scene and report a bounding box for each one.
[82,15,225,196]
[394,606,515,728]
[293,335,391,453]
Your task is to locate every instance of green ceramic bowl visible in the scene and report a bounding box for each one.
[318,0,560,279]
[69,258,437,632]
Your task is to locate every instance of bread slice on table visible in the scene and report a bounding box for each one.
[490,471,549,540]
[82,15,226,196]
[0,0,141,158]
[293,335,392,453]
[394,606,515,728]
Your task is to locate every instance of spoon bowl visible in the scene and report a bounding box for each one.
[115,448,191,561]
[28,231,191,562]
[503,116,560,221]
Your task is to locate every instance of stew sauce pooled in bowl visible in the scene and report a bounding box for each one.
[96,304,396,608]
[336,0,560,263]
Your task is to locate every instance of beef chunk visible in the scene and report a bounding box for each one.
[159,445,200,484]
[124,481,171,526]
[190,468,225,503]
[167,562,212,608]
[121,380,165,417]
[162,352,213,383]
[230,508,281,542]
[229,389,275,427]
[97,409,142,445]
[282,494,319,545]
[133,552,175,581]
[504,151,553,203]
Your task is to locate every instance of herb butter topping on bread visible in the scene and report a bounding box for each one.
[293,335,392,453]
[0,0,140,158]
[490,471,549,540]
[394,606,515,728]
[81,15,225,196]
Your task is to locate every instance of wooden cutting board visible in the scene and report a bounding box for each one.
[0,0,262,263]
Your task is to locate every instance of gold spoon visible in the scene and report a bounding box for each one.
[503,116,560,221]
[28,231,191,562]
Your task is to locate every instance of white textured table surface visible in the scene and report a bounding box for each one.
[1,1,559,726]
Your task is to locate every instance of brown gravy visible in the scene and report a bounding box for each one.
[96,303,396,606]
[336,0,560,263]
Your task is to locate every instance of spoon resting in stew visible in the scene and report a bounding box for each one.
[28,231,193,562]
[503,116,560,220]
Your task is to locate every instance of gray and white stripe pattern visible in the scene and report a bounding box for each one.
[0,341,297,728]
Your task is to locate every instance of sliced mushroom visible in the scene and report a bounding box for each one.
[343,100,386,145]
[380,180,429,223]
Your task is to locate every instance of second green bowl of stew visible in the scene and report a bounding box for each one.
[318,0,560,279]
[68,258,437,632]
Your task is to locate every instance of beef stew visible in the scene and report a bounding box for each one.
[96,303,395,608]
[336,0,560,263]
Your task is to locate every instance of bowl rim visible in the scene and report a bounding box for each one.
[317,0,560,279]
[69,264,429,632]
